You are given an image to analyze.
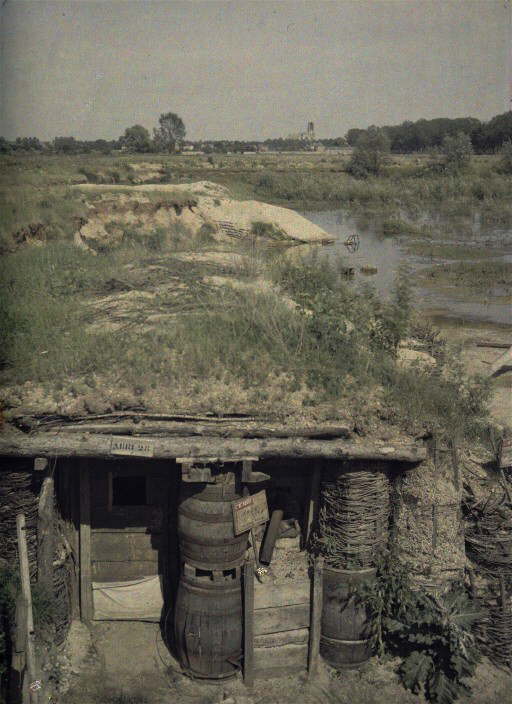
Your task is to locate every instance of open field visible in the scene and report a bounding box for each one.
[1,151,509,441]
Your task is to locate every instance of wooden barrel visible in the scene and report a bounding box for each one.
[174,567,242,679]
[320,566,376,669]
[178,482,249,569]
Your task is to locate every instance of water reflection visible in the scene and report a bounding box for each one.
[301,209,512,326]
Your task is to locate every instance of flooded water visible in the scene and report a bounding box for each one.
[301,209,512,326]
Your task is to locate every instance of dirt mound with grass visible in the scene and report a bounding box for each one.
[73,182,333,252]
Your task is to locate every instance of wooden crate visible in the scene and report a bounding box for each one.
[253,579,311,678]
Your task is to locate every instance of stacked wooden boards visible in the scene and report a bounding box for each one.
[252,579,311,678]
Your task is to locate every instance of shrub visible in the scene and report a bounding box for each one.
[442,132,473,171]
[361,554,480,704]
[250,220,287,240]
[347,127,390,178]
[498,139,512,174]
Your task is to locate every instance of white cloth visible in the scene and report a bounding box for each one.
[92,575,163,620]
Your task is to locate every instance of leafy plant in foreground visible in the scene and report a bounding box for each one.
[359,554,480,704]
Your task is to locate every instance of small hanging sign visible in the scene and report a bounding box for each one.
[109,436,154,457]
[232,490,269,535]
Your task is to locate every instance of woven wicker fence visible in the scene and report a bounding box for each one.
[474,603,512,672]
[465,492,512,576]
[0,465,72,646]
[465,488,512,671]
[317,464,391,568]
[0,467,41,580]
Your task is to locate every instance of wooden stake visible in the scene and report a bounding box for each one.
[243,558,255,688]
[37,475,54,593]
[308,556,323,677]
[304,461,322,549]
[242,487,261,570]
[79,463,93,622]
[16,514,38,704]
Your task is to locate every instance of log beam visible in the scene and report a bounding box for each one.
[0,433,426,463]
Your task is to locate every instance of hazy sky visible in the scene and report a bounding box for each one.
[0,0,510,141]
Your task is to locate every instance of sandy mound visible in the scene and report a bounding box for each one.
[198,197,334,243]
[73,182,332,250]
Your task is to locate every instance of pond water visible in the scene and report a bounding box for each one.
[301,209,512,327]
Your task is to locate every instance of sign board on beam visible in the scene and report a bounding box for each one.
[109,437,154,458]
[232,490,269,535]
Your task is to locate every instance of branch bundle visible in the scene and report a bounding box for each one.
[318,466,391,568]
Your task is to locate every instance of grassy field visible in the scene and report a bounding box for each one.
[2,151,511,250]
[1,151,505,440]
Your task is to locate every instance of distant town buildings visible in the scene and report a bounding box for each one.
[287,121,316,142]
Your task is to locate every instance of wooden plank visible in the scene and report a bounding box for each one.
[37,476,55,592]
[308,556,323,677]
[16,514,38,704]
[0,433,427,463]
[254,580,310,609]
[254,643,308,670]
[67,461,81,620]
[91,531,161,562]
[92,560,160,582]
[254,628,309,648]
[79,464,93,623]
[253,604,310,636]
[243,559,255,688]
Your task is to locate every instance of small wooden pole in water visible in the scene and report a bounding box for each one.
[243,558,255,688]
[16,514,39,704]
[308,556,324,678]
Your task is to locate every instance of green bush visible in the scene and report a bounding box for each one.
[442,132,473,172]
[360,554,480,704]
[498,139,512,174]
[250,220,287,240]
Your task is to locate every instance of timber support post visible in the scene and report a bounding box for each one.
[37,472,55,594]
[243,558,255,688]
[16,514,38,704]
[308,555,323,678]
[79,462,93,623]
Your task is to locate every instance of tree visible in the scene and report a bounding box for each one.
[347,126,390,178]
[120,124,151,153]
[0,137,11,154]
[54,136,80,154]
[153,112,186,153]
[13,137,43,152]
[441,131,473,171]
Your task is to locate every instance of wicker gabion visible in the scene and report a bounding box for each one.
[0,464,72,645]
[475,603,512,671]
[0,467,42,580]
[317,464,391,568]
[465,491,512,576]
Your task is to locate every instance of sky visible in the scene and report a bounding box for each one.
[0,0,510,141]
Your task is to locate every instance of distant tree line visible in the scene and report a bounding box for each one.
[346,111,512,153]
[0,111,187,155]
[2,111,511,156]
